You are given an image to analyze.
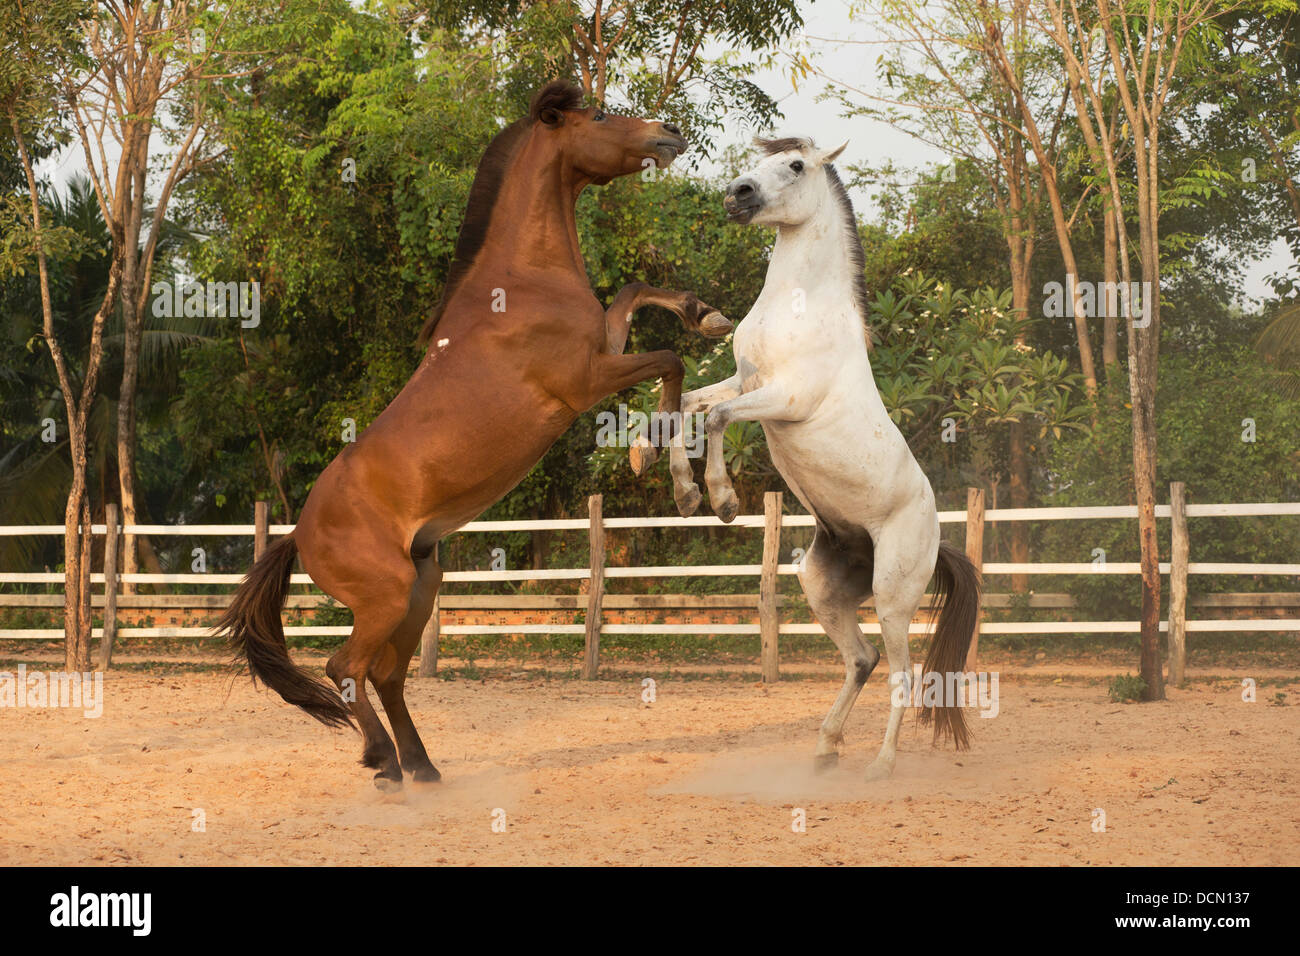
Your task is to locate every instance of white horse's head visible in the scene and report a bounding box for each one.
[723,137,848,227]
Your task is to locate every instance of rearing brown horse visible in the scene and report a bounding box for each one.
[217,81,731,790]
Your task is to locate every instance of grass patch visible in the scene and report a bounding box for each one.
[1108,673,1148,702]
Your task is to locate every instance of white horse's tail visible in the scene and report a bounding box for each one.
[919,541,982,750]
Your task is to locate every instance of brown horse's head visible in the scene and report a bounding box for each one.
[419,81,689,345]
[529,80,687,185]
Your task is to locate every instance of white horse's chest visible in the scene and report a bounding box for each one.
[733,299,859,392]
[729,293,919,527]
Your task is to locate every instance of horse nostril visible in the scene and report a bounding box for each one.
[662,122,681,135]
[732,183,754,199]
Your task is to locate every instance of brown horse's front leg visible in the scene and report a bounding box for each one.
[584,349,685,471]
[602,282,733,355]
[601,284,730,475]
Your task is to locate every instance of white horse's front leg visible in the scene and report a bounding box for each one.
[664,376,743,516]
[702,382,813,523]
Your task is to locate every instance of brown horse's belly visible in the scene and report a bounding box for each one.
[294,367,575,589]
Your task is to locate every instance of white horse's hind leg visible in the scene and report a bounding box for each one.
[799,529,878,773]
[864,524,938,781]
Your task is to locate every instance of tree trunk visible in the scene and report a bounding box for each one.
[1102,205,1119,384]
[531,529,550,570]
[1129,335,1163,701]
[983,35,1098,398]
[61,480,90,672]
[116,310,143,592]
[116,141,149,595]
[1008,255,1033,593]
[11,109,115,673]
[1132,131,1165,702]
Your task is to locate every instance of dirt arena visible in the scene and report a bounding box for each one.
[2,659,1297,866]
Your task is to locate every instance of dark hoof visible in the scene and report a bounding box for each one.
[813,753,839,774]
[373,772,403,793]
[715,495,739,524]
[699,310,734,338]
[629,440,658,477]
[412,765,442,784]
[675,485,702,518]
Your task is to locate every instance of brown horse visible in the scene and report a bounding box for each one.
[217,81,732,790]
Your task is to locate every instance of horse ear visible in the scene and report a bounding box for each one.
[538,107,564,127]
[821,140,849,165]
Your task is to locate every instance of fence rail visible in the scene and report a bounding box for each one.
[4,500,1300,537]
[2,490,1297,680]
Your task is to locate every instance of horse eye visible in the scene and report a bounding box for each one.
[593,110,607,122]
[790,160,804,173]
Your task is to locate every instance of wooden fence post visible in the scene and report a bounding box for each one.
[254,500,269,562]
[97,502,119,671]
[583,494,605,680]
[759,491,783,682]
[964,487,985,672]
[1168,481,1189,687]
[418,589,440,678]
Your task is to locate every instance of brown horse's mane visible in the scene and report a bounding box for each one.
[419,81,586,345]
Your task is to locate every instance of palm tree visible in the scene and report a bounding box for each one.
[1256,301,1300,400]
[0,173,218,572]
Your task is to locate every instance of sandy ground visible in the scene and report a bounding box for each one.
[2,666,1297,866]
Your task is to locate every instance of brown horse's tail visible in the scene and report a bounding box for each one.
[916,540,982,750]
[216,535,354,729]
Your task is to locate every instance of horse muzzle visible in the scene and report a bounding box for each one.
[724,178,761,223]
[648,129,688,168]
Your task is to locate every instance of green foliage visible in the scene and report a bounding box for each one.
[1108,673,1147,702]
[1255,302,1300,399]
[174,1,506,525]
[855,164,1010,297]
[423,0,802,154]
[1042,346,1300,617]
[871,272,1088,441]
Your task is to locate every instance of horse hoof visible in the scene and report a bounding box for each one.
[715,494,739,524]
[629,439,657,476]
[675,485,702,518]
[864,759,895,782]
[699,311,733,338]
[373,773,403,793]
[813,753,838,774]
[412,765,442,784]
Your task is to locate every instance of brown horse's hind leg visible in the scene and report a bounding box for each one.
[371,555,442,783]
[324,569,414,791]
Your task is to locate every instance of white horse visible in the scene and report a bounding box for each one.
[633,137,981,779]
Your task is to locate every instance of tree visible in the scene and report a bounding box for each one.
[1014,0,1245,700]
[0,173,214,573]
[424,0,802,153]
[57,0,274,591]
[825,0,1106,589]
[2,0,112,670]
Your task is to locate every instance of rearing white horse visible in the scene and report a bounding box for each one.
[634,137,981,779]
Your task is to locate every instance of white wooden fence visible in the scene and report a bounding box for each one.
[1,488,1297,680]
